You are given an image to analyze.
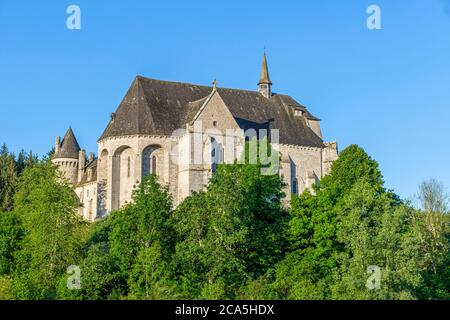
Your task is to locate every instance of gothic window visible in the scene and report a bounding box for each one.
[142,145,162,178]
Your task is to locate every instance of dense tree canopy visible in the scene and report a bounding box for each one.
[0,143,448,300]
[0,145,37,212]
[242,145,449,300]
[172,161,288,299]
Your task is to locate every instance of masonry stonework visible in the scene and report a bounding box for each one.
[52,55,338,221]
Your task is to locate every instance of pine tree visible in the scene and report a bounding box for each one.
[0,144,18,212]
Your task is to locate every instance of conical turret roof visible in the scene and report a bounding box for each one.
[54,127,81,159]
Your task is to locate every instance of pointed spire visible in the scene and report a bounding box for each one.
[258,51,272,85]
[258,51,272,98]
[54,127,81,159]
[212,79,218,90]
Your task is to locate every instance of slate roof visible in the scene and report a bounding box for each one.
[77,159,97,187]
[99,76,324,148]
[54,128,81,159]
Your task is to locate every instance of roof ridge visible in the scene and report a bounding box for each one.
[99,76,324,148]
[136,75,268,95]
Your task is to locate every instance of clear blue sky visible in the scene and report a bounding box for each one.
[1,0,449,200]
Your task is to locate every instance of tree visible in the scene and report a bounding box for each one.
[412,179,450,299]
[265,145,387,299]
[0,144,18,212]
[0,276,14,300]
[60,175,176,300]
[418,179,449,214]
[0,212,23,276]
[12,161,87,299]
[173,140,288,299]
[0,144,38,212]
[15,150,38,176]
[330,180,420,300]
[249,145,449,300]
[116,176,175,299]
[57,218,123,300]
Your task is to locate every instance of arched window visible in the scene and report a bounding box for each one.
[151,156,157,175]
[142,145,162,178]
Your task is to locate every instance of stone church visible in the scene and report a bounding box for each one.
[52,54,338,221]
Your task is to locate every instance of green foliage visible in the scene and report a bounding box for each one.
[0,142,447,300]
[0,212,23,275]
[245,145,449,300]
[0,145,18,212]
[109,176,174,277]
[114,176,175,299]
[172,156,288,299]
[59,175,176,300]
[12,160,87,299]
[0,144,38,212]
[319,144,384,200]
[127,242,176,299]
[57,219,122,300]
[0,275,14,300]
[329,181,420,299]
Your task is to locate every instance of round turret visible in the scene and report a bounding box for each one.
[52,127,81,185]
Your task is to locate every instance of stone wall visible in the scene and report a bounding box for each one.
[75,182,98,222]
[278,144,323,202]
[52,158,79,185]
[322,142,339,176]
[97,135,175,211]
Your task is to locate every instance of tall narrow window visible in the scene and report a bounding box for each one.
[292,178,298,195]
[127,157,131,178]
[142,146,161,178]
[211,148,217,173]
[211,138,218,173]
[151,156,157,175]
[211,138,224,173]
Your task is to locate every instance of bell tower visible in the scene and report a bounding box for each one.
[258,51,272,98]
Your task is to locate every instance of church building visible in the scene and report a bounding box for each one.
[52,54,338,221]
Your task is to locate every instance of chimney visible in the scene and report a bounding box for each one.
[55,136,61,155]
[78,149,86,183]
